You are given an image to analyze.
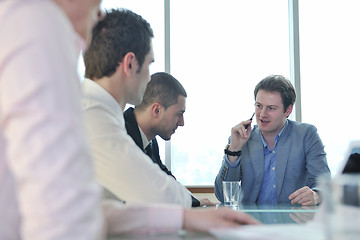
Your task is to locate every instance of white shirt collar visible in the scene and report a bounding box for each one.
[139,126,150,150]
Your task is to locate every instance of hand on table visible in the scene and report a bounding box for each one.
[183,207,260,233]
[199,198,217,207]
[289,186,320,206]
[289,206,316,224]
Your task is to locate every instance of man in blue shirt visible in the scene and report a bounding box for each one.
[215,75,330,206]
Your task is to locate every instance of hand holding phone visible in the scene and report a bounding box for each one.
[244,113,255,131]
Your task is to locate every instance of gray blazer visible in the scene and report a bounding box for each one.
[215,120,330,203]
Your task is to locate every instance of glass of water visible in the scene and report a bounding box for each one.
[222,181,241,209]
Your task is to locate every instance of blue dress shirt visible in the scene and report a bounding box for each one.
[257,122,287,204]
[225,121,288,204]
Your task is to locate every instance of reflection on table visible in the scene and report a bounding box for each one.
[107,203,319,240]
[238,203,318,224]
[107,231,216,240]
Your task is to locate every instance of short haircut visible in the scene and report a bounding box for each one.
[135,72,187,110]
[84,8,154,79]
[254,75,296,112]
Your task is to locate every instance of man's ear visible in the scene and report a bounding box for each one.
[285,104,293,118]
[121,52,137,76]
[151,103,162,118]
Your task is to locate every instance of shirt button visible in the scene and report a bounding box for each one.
[272,150,275,154]
[272,167,275,170]
[273,185,276,188]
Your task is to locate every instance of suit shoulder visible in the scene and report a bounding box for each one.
[287,120,319,139]
[288,120,316,129]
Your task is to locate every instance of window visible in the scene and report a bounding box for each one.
[170,0,289,185]
[299,0,360,174]
[82,0,357,186]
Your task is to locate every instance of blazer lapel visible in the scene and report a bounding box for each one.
[124,107,144,150]
[248,128,265,201]
[275,122,292,199]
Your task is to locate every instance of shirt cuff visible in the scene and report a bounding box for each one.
[224,154,240,168]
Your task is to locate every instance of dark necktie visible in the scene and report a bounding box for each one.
[145,141,153,158]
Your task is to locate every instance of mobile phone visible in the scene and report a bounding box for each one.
[244,112,255,130]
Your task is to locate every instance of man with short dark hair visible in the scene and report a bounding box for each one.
[82,8,195,207]
[215,75,331,206]
[82,8,258,231]
[124,72,215,207]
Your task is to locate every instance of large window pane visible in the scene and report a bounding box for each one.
[170,0,289,185]
[299,0,360,175]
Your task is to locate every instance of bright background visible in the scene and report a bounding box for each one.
[78,0,360,186]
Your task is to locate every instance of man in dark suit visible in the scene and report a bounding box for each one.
[124,72,215,207]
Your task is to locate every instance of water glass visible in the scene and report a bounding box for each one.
[222,181,241,209]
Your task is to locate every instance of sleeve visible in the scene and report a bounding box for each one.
[225,154,241,168]
[102,200,183,235]
[214,156,230,203]
[82,101,192,208]
[214,138,242,203]
[0,4,102,240]
[304,125,331,189]
[223,136,241,168]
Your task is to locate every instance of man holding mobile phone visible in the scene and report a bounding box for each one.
[215,75,330,206]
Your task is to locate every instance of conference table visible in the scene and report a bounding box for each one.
[107,203,320,240]
[239,202,318,224]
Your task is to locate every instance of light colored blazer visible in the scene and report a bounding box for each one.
[81,79,192,208]
[215,120,330,203]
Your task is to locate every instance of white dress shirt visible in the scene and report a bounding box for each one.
[0,1,102,239]
[81,79,192,208]
[0,1,188,237]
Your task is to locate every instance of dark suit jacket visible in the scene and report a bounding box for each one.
[124,107,200,207]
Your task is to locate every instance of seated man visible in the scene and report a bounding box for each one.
[215,75,331,206]
[81,8,259,234]
[124,72,215,207]
[82,8,193,208]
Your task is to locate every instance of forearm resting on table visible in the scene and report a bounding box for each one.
[102,200,183,235]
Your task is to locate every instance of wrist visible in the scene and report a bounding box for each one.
[224,144,241,156]
[313,190,321,205]
[183,209,195,232]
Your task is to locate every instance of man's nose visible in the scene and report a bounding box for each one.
[260,108,268,117]
[178,116,184,126]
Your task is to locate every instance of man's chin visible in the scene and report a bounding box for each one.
[129,97,143,106]
[160,135,171,141]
